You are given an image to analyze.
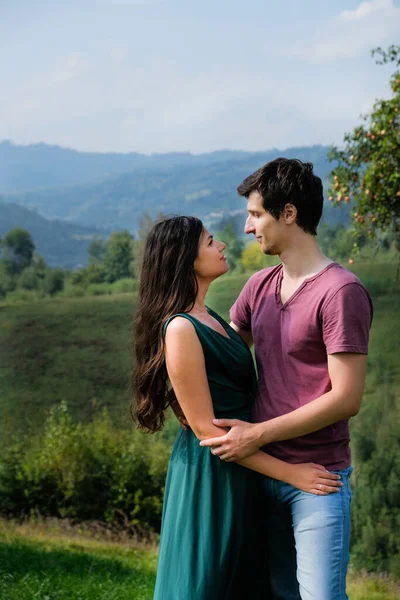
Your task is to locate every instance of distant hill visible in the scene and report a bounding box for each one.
[1,143,348,232]
[0,140,260,192]
[0,201,109,268]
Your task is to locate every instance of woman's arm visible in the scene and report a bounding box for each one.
[165,317,230,441]
[165,318,342,495]
[238,452,341,496]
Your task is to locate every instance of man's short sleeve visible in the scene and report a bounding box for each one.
[322,283,373,355]
[229,276,255,331]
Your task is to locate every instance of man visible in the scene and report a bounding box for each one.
[200,158,373,600]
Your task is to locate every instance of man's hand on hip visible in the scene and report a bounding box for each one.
[199,419,263,461]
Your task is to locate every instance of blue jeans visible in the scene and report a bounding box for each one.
[262,466,353,600]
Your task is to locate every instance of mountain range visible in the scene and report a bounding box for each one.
[0,201,109,268]
[0,141,349,267]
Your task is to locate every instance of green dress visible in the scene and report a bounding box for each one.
[153,308,268,600]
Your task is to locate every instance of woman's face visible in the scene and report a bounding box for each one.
[193,228,229,281]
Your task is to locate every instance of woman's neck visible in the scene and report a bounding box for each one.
[191,280,209,313]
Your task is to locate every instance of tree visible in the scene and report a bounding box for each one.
[69,262,106,287]
[131,211,165,277]
[17,253,47,291]
[216,223,244,271]
[103,230,135,283]
[318,223,363,262]
[18,266,41,291]
[0,261,16,297]
[88,235,106,263]
[328,45,400,263]
[137,212,155,244]
[0,228,35,274]
[241,241,277,272]
[43,268,65,296]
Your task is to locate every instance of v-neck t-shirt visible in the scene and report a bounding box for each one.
[230,262,373,469]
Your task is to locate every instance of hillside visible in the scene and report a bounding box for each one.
[1,144,350,232]
[0,201,109,268]
[0,140,326,193]
[0,261,397,441]
[0,141,244,191]
[0,260,398,577]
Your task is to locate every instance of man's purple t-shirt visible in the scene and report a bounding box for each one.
[230,262,373,470]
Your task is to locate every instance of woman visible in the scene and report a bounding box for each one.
[132,216,341,600]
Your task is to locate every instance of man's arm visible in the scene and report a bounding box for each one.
[165,317,342,494]
[200,352,367,461]
[229,321,253,348]
[257,352,366,443]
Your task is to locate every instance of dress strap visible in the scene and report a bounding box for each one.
[162,313,198,337]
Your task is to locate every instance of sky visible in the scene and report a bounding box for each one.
[1,0,399,154]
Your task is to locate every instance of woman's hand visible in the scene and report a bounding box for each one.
[286,463,343,495]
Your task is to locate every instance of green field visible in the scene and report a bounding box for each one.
[0,520,398,600]
[0,262,398,441]
[0,294,136,441]
[0,520,157,600]
[0,260,399,589]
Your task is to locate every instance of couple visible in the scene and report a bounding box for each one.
[132,158,373,600]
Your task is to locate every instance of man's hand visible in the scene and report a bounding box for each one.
[170,398,189,431]
[199,419,263,461]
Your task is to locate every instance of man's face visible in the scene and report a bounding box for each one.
[244,191,286,256]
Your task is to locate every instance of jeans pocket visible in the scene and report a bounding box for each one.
[330,466,353,500]
[331,466,353,479]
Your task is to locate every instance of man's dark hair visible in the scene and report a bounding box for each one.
[237,158,323,235]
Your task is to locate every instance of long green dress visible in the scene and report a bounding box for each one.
[153,308,268,600]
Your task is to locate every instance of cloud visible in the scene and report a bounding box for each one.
[287,0,400,63]
[1,2,397,154]
[340,0,394,22]
[48,52,85,85]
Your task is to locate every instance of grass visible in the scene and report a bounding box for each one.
[0,293,137,442]
[0,259,399,594]
[0,519,398,600]
[0,520,157,600]
[0,259,398,446]
[347,574,400,600]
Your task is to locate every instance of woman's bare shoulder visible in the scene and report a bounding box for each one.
[165,315,196,338]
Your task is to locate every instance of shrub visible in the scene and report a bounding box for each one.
[60,282,86,297]
[0,402,170,534]
[110,278,138,294]
[85,283,112,296]
[42,268,65,296]
[17,267,41,291]
[3,290,44,303]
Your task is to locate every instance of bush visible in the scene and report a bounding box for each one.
[85,283,112,296]
[42,268,65,296]
[0,402,170,534]
[17,266,41,291]
[3,290,44,303]
[0,261,16,297]
[60,282,86,297]
[110,278,138,294]
[350,379,400,574]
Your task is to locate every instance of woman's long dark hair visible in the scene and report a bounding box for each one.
[131,216,204,432]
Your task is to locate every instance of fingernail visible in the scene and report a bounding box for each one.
[213,419,219,424]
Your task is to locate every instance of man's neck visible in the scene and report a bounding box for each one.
[279,235,333,281]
